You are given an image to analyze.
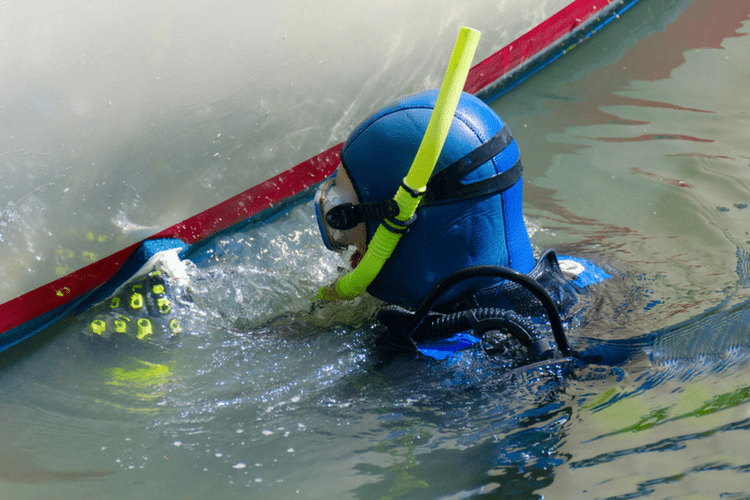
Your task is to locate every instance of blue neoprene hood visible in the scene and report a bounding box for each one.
[340,90,534,306]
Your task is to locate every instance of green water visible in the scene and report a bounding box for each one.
[496,0,750,497]
[2,0,750,498]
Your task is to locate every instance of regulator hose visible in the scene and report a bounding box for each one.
[410,307,555,360]
[404,265,571,355]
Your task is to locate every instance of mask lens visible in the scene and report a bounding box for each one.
[314,173,359,251]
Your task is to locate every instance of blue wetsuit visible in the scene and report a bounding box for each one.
[376,249,611,364]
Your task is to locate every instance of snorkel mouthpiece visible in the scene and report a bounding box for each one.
[317,26,481,301]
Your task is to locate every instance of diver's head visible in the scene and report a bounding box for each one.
[315,90,535,306]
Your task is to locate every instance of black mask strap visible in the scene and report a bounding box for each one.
[326,199,399,231]
[424,125,523,204]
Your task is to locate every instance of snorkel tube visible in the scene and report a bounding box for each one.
[317,26,481,301]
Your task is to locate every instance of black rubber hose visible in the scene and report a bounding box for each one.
[404,265,571,355]
[415,308,519,339]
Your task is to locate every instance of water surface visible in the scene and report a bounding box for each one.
[2,0,750,498]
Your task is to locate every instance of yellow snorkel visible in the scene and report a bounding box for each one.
[317,26,481,301]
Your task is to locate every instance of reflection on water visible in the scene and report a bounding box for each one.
[503,0,750,330]
[2,0,750,498]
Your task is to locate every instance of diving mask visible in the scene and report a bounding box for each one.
[314,168,364,252]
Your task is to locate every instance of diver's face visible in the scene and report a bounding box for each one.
[314,167,367,255]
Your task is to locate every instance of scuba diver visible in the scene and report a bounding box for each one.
[81,87,627,372]
[314,89,611,366]
[77,88,740,374]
